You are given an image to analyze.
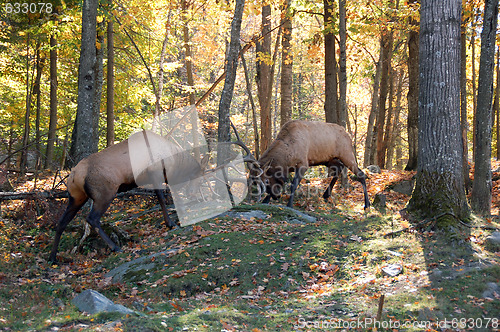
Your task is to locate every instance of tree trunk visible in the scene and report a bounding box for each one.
[20,33,32,175]
[460,16,470,191]
[363,50,382,167]
[68,0,99,167]
[241,53,260,158]
[471,10,478,161]
[386,68,403,170]
[338,0,347,127]
[34,43,44,174]
[375,28,393,168]
[496,48,500,159]
[280,0,293,127]
[217,0,245,163]
[45,34,58,169]
[256,4,272,153]
[407,0,470,225]
[471,0,498,216]
[93,19,105,144]
[406,5,419,171]
[106,19,115,147]
[323,0,339,124]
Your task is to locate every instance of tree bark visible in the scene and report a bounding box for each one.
[406,2,419,171]
[363,49,382,167]
[256,4,272,153]
[20,33,32,175]
[34,43,44,174]
[45,34,58,169]
[280,0,293,127]
[471,0,498,216]
[375,28,393,168]
[496,48,500,159]
[106,19,115,147]
[68,0,99,167]
[338,0,347,127]
[407,0,470,224]
[217,0,245,163]
[471,10,478,160]
[460,14,470,191]
[241,53,260,158]
[323,0,339,124]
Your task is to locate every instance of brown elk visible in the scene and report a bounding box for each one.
[256,120,370,209]
[49,127,260,263]
[49,130,208,262]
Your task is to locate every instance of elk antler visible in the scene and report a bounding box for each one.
[229,121,265,200]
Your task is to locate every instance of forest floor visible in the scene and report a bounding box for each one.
[0,164,499,331]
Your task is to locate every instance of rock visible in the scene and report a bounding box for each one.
[106,248,179,283]
[486,231,500,245]
[381,264,403,277]
[367,165,381,174]
[279,206,317,223]
[372,193,386,208]
[217,210,269,220]
[482,282,500,300]
[390,179,415,196]
[72,289,135,315]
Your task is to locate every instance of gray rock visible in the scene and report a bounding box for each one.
[373,193,386,208]
[72,289,135,315]
[218,210,269,220]
[105,248,179,283]
[486,231,500,245]
[279,206,317,223]
[390,179,415,196]
[381,264,403,277]
[367,165,381,174]
[482,282,500,300]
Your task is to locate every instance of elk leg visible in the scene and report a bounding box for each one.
[49,196,88,262]
[85,201,121,252]
[356,171,370,210]
[262,194,272,204]
[323,160,345,201]
[154,189,175,228]
[288,166,307,208]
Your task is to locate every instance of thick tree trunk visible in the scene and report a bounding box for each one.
[217,0,245,164]
[471,0,498,216]
[407,0,470,225]
[45,34,58,169]
[68,0,99,167]
[406,7,419,171]
[106,19,115,147]
[256,4,272,153]
[280,0,293,127]
[323,0,339,124]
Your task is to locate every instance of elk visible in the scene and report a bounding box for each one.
[49,127,261,263]
[256,120,370,209]
[49,130,208,262]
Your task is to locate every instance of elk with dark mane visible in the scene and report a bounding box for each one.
[256,120,370,209]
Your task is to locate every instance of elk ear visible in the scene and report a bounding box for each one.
[200,154,210,170]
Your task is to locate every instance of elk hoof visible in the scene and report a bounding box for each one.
[112,246,122,253]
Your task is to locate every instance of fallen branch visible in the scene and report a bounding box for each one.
[0,188,169,201]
